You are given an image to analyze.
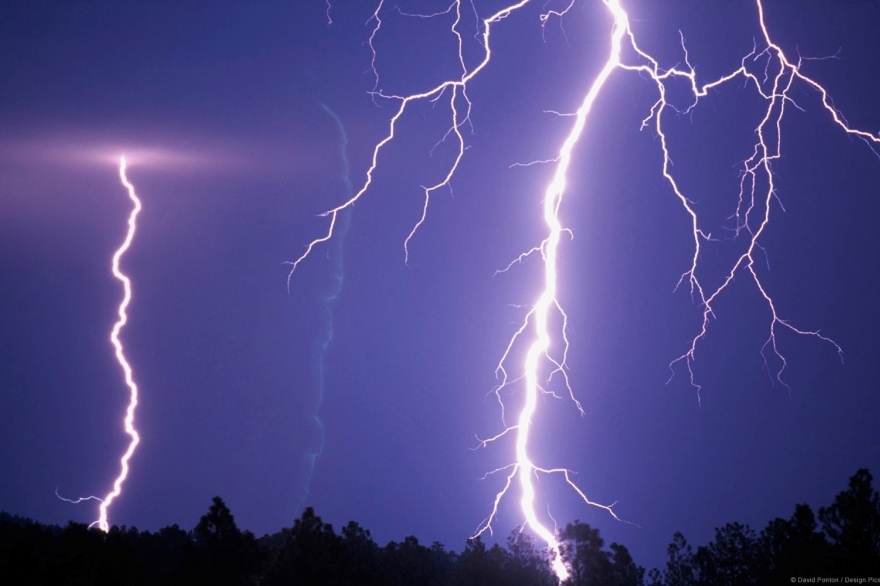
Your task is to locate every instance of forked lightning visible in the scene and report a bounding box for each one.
[292,1,879,581]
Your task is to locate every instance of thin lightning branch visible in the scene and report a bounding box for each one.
[648,1,879,395]
[509,158,560,169]
[299,1,878,582]
[287,0,533,282]
[539,0,577,43]
[60,157,144,531]
[365,0,385,98]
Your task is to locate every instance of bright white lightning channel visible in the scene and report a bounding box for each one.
[58,156,142,531]
[296,1,879,582]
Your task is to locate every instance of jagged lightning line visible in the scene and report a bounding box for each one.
[287,0,529,281]
[98,156,143,531]
[474,3,634,579]
[296,103,354,508]
[297,1,878,582]
[58,156,142,532]
[659,2,878,394]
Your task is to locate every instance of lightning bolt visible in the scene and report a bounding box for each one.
[295,103,354,508]
[58,156,142,532]
[297,1,878,582]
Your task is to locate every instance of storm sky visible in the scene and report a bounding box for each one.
[1,0,879,571]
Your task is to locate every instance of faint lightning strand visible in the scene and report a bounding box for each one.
[296,103,354,508]
[365,0,386,97]
[539,0,577,43]
[54,488,103,507]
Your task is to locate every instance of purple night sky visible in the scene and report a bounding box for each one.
[1,0,879,572]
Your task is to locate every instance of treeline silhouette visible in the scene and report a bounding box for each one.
[1,469,878,585]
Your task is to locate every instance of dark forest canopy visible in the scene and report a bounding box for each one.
[2,469,879,585]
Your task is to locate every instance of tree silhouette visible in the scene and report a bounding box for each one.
[818,468,880,573]
[653,531,695,586]
[558,520,612,585]
[139,524,189,585]
[503,530,556,586]
[649,469,880,585]
[55,521,109,585]
[339,520,384,585]
[192,496,262,585]
[692,522,757,586]
[2,467,878,585]
[756,503,832,580]
[0,514,59,584]
[609,541,646,586]
[557,520,644,586]
[382,535,453,586]
[450,535,508,586]
[263,506,345,585]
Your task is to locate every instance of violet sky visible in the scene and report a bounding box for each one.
[1,0,879,571]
